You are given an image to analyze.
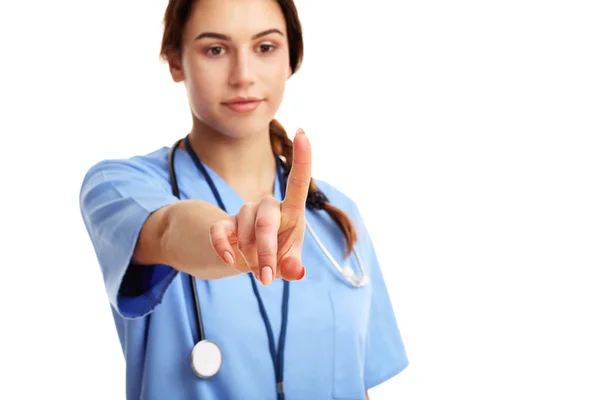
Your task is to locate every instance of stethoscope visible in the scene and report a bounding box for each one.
[167,135,369,399]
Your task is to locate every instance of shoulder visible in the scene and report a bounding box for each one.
[311,178,366,233]
[81,147,172,191]
[78,147,177,214]
[312,178,356,211]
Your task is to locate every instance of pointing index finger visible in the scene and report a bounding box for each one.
[281,129,312,216]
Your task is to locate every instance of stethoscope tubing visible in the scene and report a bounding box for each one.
[166,136,368,399]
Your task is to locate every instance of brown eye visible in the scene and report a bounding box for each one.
[207,46,226,56]
[257,44,276,53]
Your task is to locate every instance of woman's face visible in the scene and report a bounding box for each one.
[170,0,292,139]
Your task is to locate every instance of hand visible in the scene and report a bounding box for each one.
[208,128,311,285]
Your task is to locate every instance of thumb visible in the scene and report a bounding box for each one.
[279,242,305,281]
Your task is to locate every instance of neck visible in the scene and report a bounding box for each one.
[184,121,277,203]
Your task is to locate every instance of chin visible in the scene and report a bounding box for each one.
[216,107,275,138]
[214,117,273,140]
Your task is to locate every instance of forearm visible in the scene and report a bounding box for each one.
[134,199,241,280]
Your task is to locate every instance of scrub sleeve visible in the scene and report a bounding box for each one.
[79,158,180,319]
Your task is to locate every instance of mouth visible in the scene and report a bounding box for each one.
[222,97,264,113]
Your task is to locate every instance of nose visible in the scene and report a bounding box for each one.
[228,49,255,88]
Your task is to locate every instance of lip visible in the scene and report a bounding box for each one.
[222,97,263,113]
[223,96,262,104]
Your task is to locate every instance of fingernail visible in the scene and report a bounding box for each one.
[299,267,306,280]
[223,251,234,265]
[261,266,273,285]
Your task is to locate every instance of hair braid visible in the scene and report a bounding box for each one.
[269,119,357,258]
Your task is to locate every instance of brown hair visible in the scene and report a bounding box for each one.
[159,0,357,257]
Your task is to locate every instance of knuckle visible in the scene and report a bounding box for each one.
[281,202,304,212]
[294,159,311,165]
[257,253,274,266]
[209,223,220,237]
[237,205,254,220]
[211,237,228,249]
[261,195,279,205]
[259,196,281,211]
[255,216,275,230]
[288,177,309,189]
[238,240,253,253]
[240,202,257,213]
[257,247,275,257]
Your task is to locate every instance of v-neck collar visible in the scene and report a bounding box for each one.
[174,147,284,214]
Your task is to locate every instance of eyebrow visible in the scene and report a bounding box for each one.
[194,28,284,41]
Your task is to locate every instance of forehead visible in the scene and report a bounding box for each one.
[187,0,287,38]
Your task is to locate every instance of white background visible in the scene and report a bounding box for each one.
[1,0,599,399]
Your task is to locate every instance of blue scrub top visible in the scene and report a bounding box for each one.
[79,146,408,400]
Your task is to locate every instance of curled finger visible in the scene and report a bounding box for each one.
[254,196,281,285]
[279,241,306,281]
[236,202,260,279]
[209,216,238,267]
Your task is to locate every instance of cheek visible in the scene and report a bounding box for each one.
[185,69,222,118]
[187,84,211,118]
[265,67,289,107]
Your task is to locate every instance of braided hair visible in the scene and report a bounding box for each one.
[269,119,357,258]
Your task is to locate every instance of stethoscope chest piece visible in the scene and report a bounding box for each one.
[191,340,222,378]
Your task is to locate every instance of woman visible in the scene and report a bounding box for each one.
[79,0,408,399]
